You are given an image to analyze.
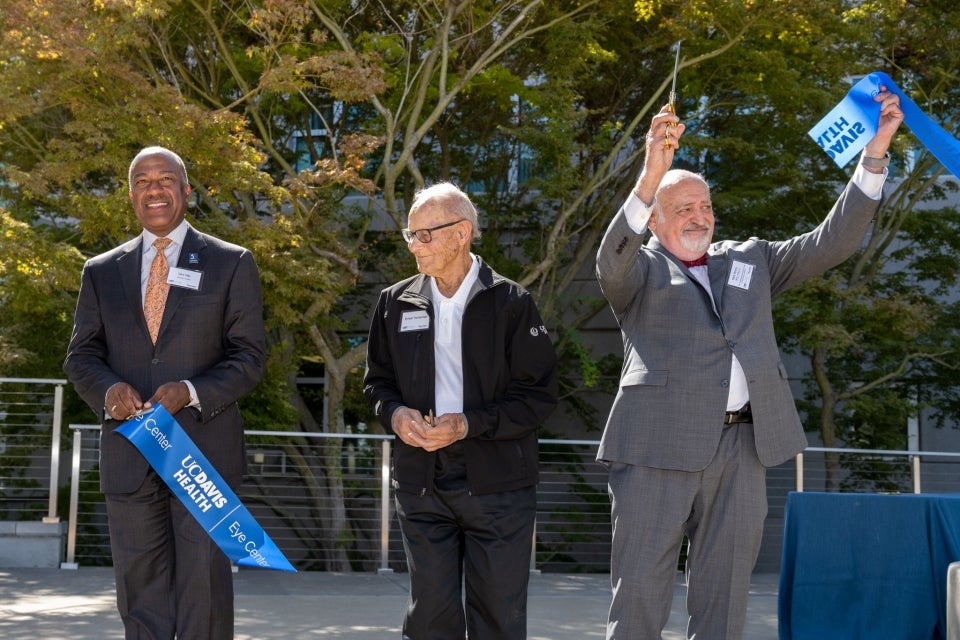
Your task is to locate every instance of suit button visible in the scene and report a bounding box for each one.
[721,379,729,388]
[151,358,160,364]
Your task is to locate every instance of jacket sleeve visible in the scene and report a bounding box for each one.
[63,261,123,417]
[766,179,881,296]
[363,290,405,432]
[597,203,650,319]
[464,291,559,440]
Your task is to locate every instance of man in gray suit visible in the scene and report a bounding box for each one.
[596,88,904,639]
[64,146,266,639]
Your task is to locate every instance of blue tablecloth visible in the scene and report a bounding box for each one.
[779,492,960,639]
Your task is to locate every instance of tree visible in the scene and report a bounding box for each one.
[608,1,960,491]
[0,0,382,569]
[0,211,84,375]
[772,1,960,490]
[2,0,959,567]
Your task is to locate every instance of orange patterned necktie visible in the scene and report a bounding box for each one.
[144,237,172,343]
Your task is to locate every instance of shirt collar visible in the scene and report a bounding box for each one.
[142,219,190,255]
[430,253,480,304]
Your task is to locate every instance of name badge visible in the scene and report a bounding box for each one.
[167,267,203,290]
[727,261,754,290]
[400,310,430,332]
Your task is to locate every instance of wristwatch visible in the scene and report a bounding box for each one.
[861,153,890,169]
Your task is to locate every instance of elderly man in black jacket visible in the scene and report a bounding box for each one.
[364,182,558,640]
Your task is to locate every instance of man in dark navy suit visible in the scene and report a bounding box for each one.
[65,146,266,639]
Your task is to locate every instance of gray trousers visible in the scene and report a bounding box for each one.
[606,422,767,640]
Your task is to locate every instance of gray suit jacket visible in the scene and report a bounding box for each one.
[596,180,880,471]
[64,225,266,492]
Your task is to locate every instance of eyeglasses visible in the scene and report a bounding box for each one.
[401,219,464,244]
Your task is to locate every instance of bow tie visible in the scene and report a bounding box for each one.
[681,254,708,268]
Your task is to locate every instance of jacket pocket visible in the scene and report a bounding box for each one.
[620,368,668,387]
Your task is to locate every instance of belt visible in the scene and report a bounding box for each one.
[724,402,752,424]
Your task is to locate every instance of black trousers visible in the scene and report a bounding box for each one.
[395,484,537,640]
[105,471,234,640]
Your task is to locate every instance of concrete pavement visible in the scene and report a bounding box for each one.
[0,567,780,639]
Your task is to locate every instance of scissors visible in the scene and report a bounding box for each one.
[126,408,146,420]
[664,40,682,149]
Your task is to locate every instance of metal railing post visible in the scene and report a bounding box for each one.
[61,428,82,569]
[530,517,539,574]
[948,562,960,640]
[378,439,393,574]
[913,455,922,494]
[44,384,64,523]
[795,452,804,492]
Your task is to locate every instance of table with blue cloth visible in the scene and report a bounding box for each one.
[779,492,960,639]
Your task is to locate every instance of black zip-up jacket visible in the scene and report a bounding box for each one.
[363,257,559,496]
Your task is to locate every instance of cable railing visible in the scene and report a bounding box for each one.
[0,378,66,524]
[59,425,960,573]
[60,426,612,572]
[795,447,960,494]
[3,378,960,573]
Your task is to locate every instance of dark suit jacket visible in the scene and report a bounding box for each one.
[596,180,881,471]
[64,225,266,493]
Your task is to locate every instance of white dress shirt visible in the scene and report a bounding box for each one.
[430,254,481,420]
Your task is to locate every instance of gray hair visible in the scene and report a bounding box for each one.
[408,182,482,241]
[128,146,189,192]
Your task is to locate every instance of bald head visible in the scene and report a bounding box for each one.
[128,146,188,192]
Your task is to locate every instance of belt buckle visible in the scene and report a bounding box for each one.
[724,405,747,425]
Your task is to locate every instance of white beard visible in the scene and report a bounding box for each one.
[679,232,711,255]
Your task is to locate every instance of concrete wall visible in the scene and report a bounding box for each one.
[0,521,66,568]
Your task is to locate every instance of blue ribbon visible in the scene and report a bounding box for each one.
[116,406,296,572]
[808,71,960,177]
